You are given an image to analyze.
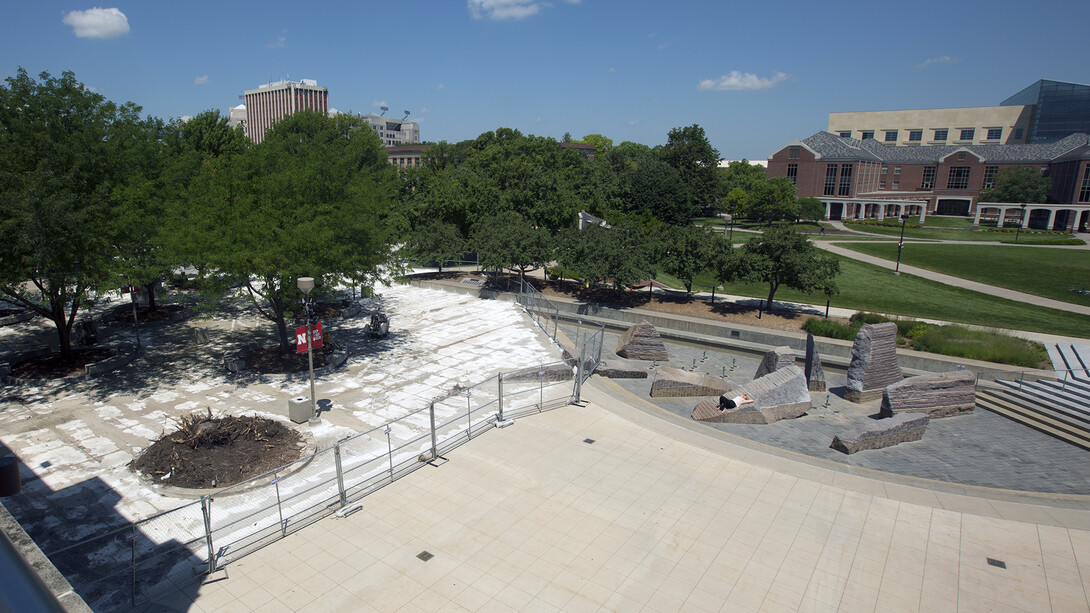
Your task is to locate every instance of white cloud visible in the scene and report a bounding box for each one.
[697,70,789,92]
[266,32,287,48]
[607,67,616,73]
[194,75,209,86]
[468,0,579,20]
[420,107,431,113]
[627,119,639,125]
[436,83,446,90]
[373,100,388,109]
[915,56,962,70]
[62,7,130,39]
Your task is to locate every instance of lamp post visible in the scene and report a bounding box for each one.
[1015,203,1027,243]
[894,213,910,275]
[297,277,319,425]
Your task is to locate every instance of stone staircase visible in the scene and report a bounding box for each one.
[975,344,1090,451]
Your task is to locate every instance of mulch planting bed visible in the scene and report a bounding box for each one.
[10,348,118,379]
[240,343,337,374]
[130,411,305,489]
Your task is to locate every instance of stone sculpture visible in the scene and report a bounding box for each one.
[830,413,929,454]
[880,370,975,418]
[616,320,669,361]
[650,366,731,398]
[754,346,796,379]
[691,365,810,424]
[845,322,903,402]
[804,333,826,392]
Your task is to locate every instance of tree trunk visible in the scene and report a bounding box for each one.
[271,298,291,354]
[50,300,72,357]
[144,281,157,311]
[766,284,778,313]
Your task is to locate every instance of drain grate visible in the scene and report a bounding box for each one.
[583,438,595,444]
[986,557,1006,569]
[417,551,434,562]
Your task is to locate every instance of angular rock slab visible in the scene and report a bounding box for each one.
[691,365,810,424]
[845,322,903,402]
[805,333,826,392]
[650,366,731,398]
[880,370,975,418]
[831,413,929,454]
[754,346,796,379]
[616,320,669,361]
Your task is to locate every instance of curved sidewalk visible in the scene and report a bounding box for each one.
[818,222,1090,316]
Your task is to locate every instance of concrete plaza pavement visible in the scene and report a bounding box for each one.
[139,378,1090,612]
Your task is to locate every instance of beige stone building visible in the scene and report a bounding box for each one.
[828,106,1034,146]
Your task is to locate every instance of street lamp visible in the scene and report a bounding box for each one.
[297,277,319,425]
[1015,203,1027,243]
[894,213,911,275]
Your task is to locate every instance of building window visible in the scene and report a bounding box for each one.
[894,166,901,175]
[880,181,887,189]
[1014,128,1024,140]
[861,131,874,140]
[824,164,838,196]
[933,129,948,141]
[892,181,900,190]
[909,130,923,142]
[1079,167,1090,203]
[921,166,936,189]
[787,163,798,185]
[948,166,971,190]
[959,128,975,141]
[983,166,999,189]
[884,130,898,142]
[881,166,888,174]
[838,164,853,196]
[788,146,800,160]
[838,131,851,138]
[986,128,1002,140]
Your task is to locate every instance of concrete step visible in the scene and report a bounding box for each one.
[1054,343,1090,378]
[994,380,1090,427]
[976,389,1090,451]
[1033,379,1090,406]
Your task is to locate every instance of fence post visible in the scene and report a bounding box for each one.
[552,308,558,341]
[497,374,504,422]
[429,402,438,459]
[201,495,216,575]
[573,340,585,403]
[334,443,347,507]
[130,525,137,608]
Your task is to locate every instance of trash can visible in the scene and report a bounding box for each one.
[0,457,20,497]
[288,396,312,424]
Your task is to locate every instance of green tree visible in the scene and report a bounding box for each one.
[718,159,766,196]
[978,166,1051,203]
[579,133,614,155]
[740,226,839,312]
[743,177,799,224]
[180,110,400,352]
[401,220,466,273]
[471,210,553,282]
[0,69,144,356]
[797,197,826,222]
[600,220,657,291]
[555,225,608,286]
[658,124,721,214]
[660,225,716,295]
[623,159,690,225]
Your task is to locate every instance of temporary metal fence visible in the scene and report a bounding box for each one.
[41,358,586,610]
[517,278,559,342]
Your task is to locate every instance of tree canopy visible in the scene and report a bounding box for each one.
[978,166,1051,204]
[739,226,840,312]
[0,68,145,355]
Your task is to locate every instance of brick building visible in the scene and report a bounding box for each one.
[768,131,1090,232]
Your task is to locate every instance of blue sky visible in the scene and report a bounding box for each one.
[3,1,1088,160]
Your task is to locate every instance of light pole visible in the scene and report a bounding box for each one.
[297,277,319,425]
[894,213,910,275]
[1015,203,1027,243]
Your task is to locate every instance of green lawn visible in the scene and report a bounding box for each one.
[844,220,1082,245]
[919,216,975,229]
[837,243,1090,307]
[654,255,1090,338]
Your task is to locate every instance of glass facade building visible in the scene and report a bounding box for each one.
[1002,79,1090,143]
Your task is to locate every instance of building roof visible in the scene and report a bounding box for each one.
[794,131,1090,165]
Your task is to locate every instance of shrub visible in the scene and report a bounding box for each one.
[908,325,1048,367]
[802,317,858,341]
[849,312,890,325]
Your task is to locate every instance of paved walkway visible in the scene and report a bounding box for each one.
[140,380,1090,612]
